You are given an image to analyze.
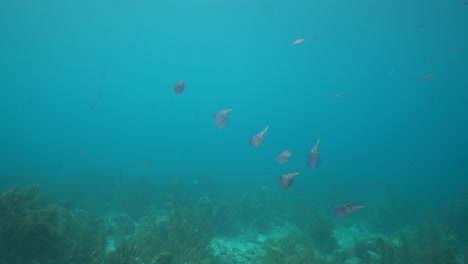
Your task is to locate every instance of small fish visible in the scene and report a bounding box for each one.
[449,47,458,52]
[432,54,440,58]
[290,39,305,45]
[418,22,429,28]
[333,204,365,217]
[332,94,341,98]
[173,80,185,94]
[73,150,85,156]
[214,108,232,129]
[419,74,435,80]
[90,106,95,112]
[275,150,292,164]
[98,93,102,99]
[144,161,153,166]
[278,172,300,189]
[307,139,320,169]
[249,126,269,147]
[261,186,270,190]
[386,69,395,78]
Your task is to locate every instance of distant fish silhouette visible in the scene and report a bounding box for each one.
[307,139,320,169]
[278,172,300,189]
[386,69,395,78]
[249,126,269,147]
[290,39,305,45]
[419,74,435,80]
[418,22,429,28]
[214,109,232,129]
[275,150,292,164]
[333,204,365,217]
[173,80,185,94]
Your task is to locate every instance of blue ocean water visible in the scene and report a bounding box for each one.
[0,0,467,263]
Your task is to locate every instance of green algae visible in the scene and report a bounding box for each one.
[135,194,215,264]
[258,231,338,264]
[0,185,65,263]
[0,183,465,264]
[0,185,106,264]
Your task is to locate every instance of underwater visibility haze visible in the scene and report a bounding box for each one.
[0,0,467,263]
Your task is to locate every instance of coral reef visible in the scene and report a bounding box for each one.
[0,185,66,263]
[0,184,218,264]
[299,209,337,253]
[0,185,106,264]
[441,191,468,247]
[333,219,461,264]
[257,231,338,264]
[64,209,107,264]
[104,236,141,264]
[211,189,279,237]
[135,195,215,264]
[410,215,459,264]
[0,182,465,264]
